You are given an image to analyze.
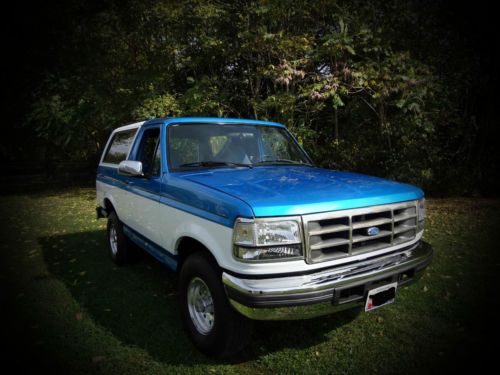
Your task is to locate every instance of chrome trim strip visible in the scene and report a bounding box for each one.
[228,299,362,321]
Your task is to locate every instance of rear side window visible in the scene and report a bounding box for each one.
[102,129,137,164]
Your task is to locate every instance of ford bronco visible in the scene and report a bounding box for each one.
[96,117,432,357]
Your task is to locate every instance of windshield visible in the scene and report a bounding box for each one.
[168,123,312,170]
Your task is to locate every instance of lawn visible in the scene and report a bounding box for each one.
[1,188,498,374]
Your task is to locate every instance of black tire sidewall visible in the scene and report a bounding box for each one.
[106,211,129,265]
[180,252,245,357]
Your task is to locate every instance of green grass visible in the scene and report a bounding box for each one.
[1,188,499,374]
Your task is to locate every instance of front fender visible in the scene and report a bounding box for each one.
[171,216,234,269]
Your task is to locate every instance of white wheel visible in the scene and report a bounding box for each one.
[187,277,215,335]
[109,224,118,256]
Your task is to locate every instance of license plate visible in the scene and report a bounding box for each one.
[365,282,397,312]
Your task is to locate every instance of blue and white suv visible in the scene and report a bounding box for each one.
[96,117,432,357]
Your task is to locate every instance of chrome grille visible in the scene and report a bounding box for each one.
[303,201,418,264]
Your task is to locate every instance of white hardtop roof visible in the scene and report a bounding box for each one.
[113,121,145,133]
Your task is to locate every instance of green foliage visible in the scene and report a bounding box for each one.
[133,94,181,119]
[26,0,480,194]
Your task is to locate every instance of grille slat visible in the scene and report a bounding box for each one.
[394,214,417,222]
[394,225,417,234]
[303,201,418,264]
[394,207,417,222]
[352,241,391,254]
[309,224,350,236]
[310,238,350,250]
[352,217,392,230]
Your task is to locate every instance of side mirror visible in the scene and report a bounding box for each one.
[118,160,144,177]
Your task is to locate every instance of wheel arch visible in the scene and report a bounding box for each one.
[176,236,219,271]
[102,193,122,220]
[103,197,115,214]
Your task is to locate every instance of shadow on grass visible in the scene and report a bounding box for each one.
[39,230,360,365]
[0,178,94,196]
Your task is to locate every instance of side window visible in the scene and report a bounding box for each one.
[136,128,161,176]
[103,129,137,164]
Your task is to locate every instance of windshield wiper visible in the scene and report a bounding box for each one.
[179,161,253,169]
[255,159,313,166]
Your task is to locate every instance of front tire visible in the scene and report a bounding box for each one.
[180,252,252,358]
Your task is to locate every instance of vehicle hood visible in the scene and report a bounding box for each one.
[179,166,423,217]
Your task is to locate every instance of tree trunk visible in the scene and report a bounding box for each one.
[378,99,392,152]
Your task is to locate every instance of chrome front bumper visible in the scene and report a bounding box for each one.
[222,241,433,320]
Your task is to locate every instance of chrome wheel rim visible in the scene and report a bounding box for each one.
[187,277,214,335]
[109,225,118,256]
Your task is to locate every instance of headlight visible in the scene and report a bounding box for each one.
[417,198,426,232]
[233,218,303,261]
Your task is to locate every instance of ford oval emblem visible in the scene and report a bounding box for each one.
[367,226,380,236]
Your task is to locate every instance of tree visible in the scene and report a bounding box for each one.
[25,0,483,194]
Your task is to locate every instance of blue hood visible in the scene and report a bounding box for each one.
[179,166,423,217]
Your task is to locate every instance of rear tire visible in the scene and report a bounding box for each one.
[106,211,141,265]
[180,252,252,358]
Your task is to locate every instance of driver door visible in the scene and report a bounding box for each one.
[125,125,163,245]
